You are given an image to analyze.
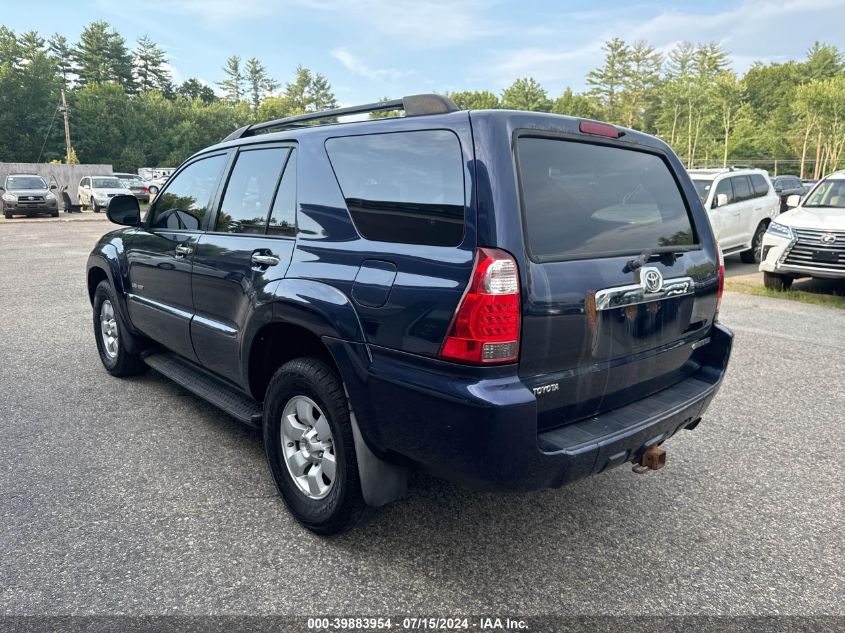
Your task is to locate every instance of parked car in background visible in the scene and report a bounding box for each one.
[146,175,169,195]
[772,175,805,213]
[760,170,845,290]
[0,174,59,218]
[88,94,732,534]
[114,173,151,203]
[77,176,133,213]
[689,167,780,263]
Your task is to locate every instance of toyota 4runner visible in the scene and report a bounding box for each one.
[87,94,733,534]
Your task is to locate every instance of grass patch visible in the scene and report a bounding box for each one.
[725,277,845,310]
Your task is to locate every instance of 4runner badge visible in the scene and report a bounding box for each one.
[532,383,560,396]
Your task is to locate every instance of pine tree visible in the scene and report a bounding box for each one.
[586,38,630,122]
[177,78,217,105]
[501,77,551,111]
[47,34,74,86]
[134,35,171,92]
[284,65,336,113]
[244,57,277,112]
[621,40,662,129]
[218,55,244,104]
[74,21,134,90]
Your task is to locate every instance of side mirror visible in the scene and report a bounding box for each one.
[714,193,729,208]
[50,184,58,190]
[107,194,141,227]
[786,194,801,208]
[0,187,5,192]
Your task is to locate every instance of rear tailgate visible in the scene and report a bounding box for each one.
[473,113,720,431]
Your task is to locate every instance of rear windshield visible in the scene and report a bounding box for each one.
[517,137,696,261]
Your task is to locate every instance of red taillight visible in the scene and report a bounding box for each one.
[141,187,149,193]
[579,120,620,138]
[715,242,725,319]
[439,247,521,364]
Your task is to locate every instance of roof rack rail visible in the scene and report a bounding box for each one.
[221,93,459,142]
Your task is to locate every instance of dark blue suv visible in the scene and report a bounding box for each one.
[87,94,732,534]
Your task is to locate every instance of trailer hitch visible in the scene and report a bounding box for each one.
[632,445,666,474]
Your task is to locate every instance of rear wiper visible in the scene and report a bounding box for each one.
[624,250,683,273]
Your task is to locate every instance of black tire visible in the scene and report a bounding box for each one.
[741,222,768,264]
[3,211,10,219]
[763,272,793,291]
[92,281,148,376]
[51,210,59,217]
[93,201,100,213]
[263,357,369,535]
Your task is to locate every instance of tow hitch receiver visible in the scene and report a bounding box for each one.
[632,446,667,474]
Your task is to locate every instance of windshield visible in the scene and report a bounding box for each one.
[804,179,845,208]
[517,137,696,261]
[6,176,46,190]
[92,177,123,189]
[691,179,713,204]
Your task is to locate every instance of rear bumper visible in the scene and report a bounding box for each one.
[358,323,733,492]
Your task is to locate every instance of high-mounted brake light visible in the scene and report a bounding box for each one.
[715,241,725,319]
[579,120,620,139]
[439,248,521,364]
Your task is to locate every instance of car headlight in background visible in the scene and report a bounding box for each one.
[767,222,793,239]
[2,193,16,202]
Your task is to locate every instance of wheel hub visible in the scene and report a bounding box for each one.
[280,395,336,499]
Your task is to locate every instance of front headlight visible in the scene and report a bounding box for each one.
[45,192,57,201]
[2,193,16,202]
[767,222,793,239]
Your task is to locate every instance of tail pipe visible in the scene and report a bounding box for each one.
[632,445,666,474]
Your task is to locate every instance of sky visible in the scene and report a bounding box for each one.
[4,0,845,105]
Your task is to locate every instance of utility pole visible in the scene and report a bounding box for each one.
[59,89,73,162]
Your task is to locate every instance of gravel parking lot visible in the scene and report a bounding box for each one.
[0,220,842,617]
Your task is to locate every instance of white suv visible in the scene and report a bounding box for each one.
[759,170,845,290]
[688,168,780,263]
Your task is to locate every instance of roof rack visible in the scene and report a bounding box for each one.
[221,93,459,142]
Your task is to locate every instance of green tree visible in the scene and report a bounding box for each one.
[713,72,743,167]
[551,88,603,119]
[244,57,278,113]
[620,40,662,130]
[448,90,500,110]
[134,35,171,92]
[804,42,844,80]
[74,21,134,89]
[284,65,336,113]
[501,77,550,111]
[47,33,73,87]
[586,38,630,122]
[218,55,244,104]
[177,78,217,105]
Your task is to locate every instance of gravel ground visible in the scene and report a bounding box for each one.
[0,221,842,617]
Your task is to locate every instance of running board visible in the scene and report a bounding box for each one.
[143,351,263,428]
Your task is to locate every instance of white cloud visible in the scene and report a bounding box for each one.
[479,0,845,90]
[330,48,407,80]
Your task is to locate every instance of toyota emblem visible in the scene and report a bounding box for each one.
[820,233,837,245]
[641,267,664,293]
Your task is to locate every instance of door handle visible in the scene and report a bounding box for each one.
[251,252,280,267]
[174,244,193,257]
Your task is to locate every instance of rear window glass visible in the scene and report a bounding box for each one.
[517,137,696,261]
[691,179,713,204]
[325,130,465,246]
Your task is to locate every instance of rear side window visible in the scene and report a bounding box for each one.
[750,174,769,196]
[517,137,696,261]
[326,130,465,246]
[217,147,288,234]
[731,176,752,201]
